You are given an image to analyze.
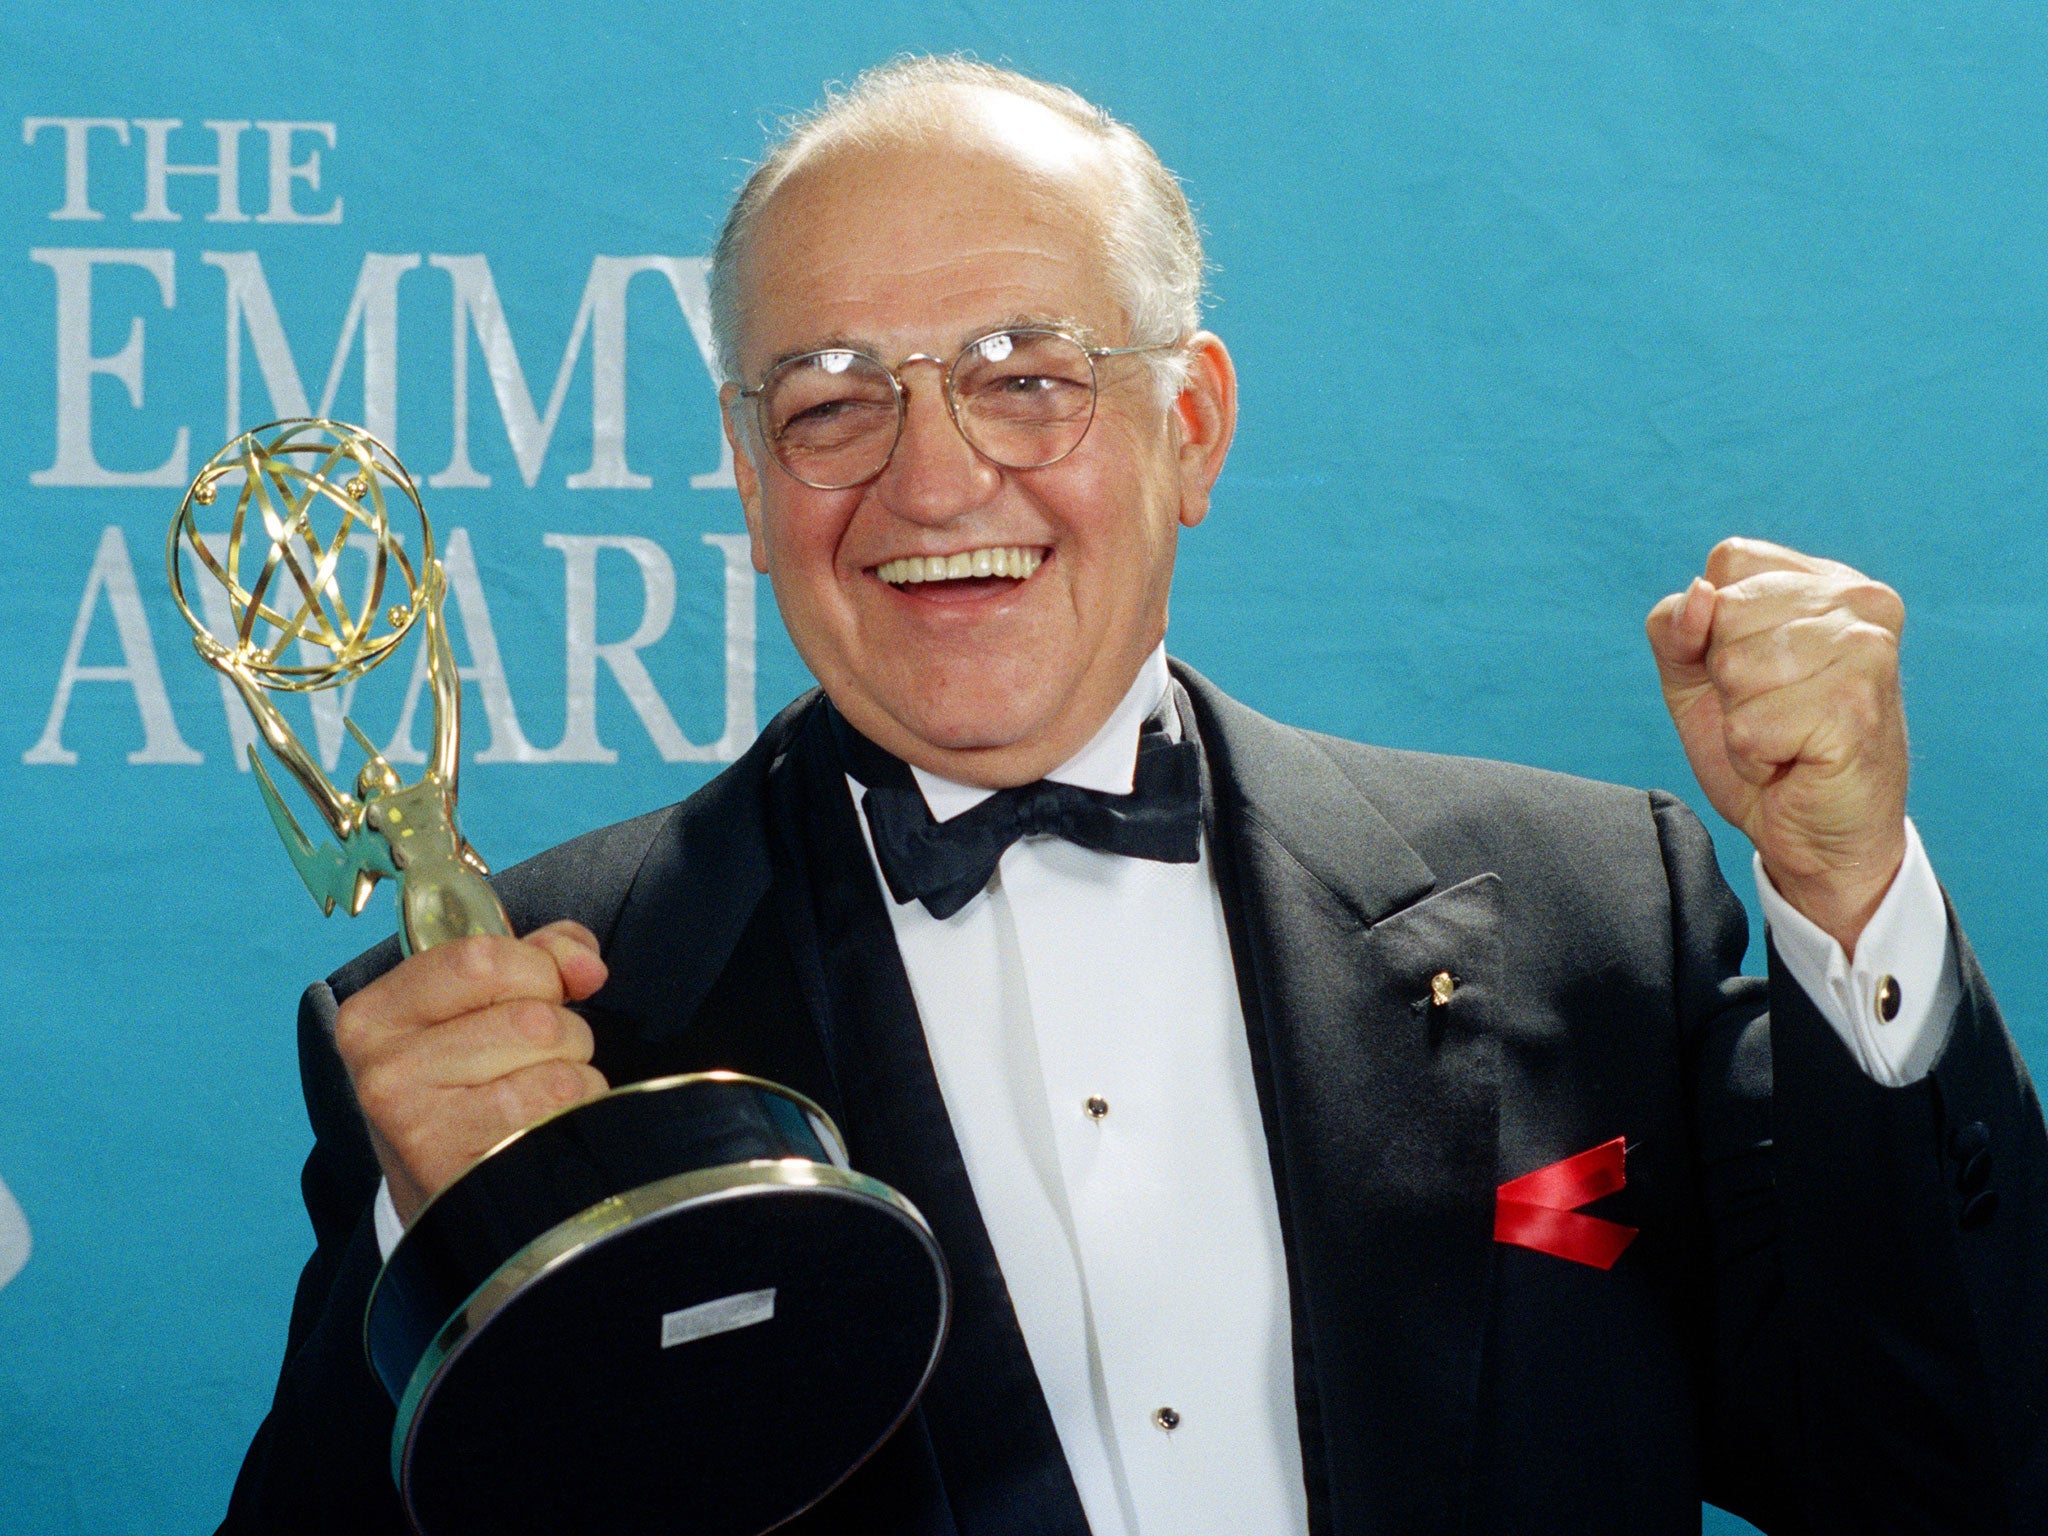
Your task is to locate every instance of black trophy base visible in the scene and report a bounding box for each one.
[365,1073,950,1536]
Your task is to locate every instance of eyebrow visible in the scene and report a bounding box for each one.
[754,313,1104,377]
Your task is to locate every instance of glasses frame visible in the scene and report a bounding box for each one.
[738,327,1183,491]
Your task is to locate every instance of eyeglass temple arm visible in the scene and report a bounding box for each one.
[1086,338,1186,360]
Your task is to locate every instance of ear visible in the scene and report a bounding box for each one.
[1171,332,1237,530]
[720,383,771,574]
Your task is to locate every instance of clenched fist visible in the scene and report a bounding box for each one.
[1646,538,1909,955]
[333,920,612,1226]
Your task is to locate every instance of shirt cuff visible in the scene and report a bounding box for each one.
[373,1177,404,1260]
[1754,817,1959,1087]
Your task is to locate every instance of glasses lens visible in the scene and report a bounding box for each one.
[761,350,900,488]
[950,331,1098,469]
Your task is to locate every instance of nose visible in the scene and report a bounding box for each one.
[871,358,1001,524]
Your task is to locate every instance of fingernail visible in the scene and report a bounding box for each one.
[1683,577,1711,627]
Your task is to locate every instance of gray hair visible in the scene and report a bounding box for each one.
[708,57,1204,397]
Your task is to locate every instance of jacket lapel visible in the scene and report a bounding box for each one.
[766,700,1092,1536]
[1178,666,1503,1536]
[583,692,811,1063]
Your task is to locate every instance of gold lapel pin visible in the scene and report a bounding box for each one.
[1430,970,1457,1008]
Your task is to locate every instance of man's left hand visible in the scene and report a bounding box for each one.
[1646,537,1909,955]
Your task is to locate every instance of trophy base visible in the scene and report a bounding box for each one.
[365,1073,949,1536]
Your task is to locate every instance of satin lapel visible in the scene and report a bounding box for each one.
[1177,666,1503,1536]
[579,693,814,1080]
[766,703,1091,1536]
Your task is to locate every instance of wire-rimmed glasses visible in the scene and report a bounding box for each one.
[738,327,1180,490]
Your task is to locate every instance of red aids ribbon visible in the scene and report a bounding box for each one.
[1494,1137,1638,1270]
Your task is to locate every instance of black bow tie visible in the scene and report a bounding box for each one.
[830,702,1203,920]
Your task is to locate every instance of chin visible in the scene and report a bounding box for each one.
[893,697,1046,756]
[868,657,1057,749]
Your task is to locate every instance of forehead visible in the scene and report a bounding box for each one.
[739,103,1124,369]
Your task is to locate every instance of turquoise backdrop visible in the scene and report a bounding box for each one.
[1,4,2041,1531]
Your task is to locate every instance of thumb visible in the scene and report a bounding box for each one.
[1646,577,1716,692]
[523,919,609,1002]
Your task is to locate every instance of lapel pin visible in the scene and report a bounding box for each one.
[1429,971,1457,1008]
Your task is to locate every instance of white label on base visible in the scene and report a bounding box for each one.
[661,1287,777,1349]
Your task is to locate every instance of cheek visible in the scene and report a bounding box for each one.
[1040,428,1182,585]
[759,490,863,595]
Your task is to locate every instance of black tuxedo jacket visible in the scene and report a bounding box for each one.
[220,666,2047,1535]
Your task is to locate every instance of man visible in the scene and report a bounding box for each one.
[222,58,2046,1536]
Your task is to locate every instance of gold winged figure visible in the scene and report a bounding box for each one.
[167,419,509,956]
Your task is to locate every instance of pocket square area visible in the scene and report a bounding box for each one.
[1494,1136,1639,1270]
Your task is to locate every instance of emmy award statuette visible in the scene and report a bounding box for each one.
[169,421,948,1536]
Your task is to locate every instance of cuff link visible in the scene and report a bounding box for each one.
[1874,974,1902,1023]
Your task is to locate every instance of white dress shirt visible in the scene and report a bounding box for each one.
[374,644,1961,1536]
[857,646,1306,1536]
[1753,820,1959,1087]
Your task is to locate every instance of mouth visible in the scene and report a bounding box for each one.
[871,545,1046,590]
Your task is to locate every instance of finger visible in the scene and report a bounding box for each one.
[367,998,597,1096]
[1703,610,1894,711]
[1717,658,1903,784]
[337,933,569,1058]
[522,919,608,1002]
[1646,577,1717,684]
[1703,536,1849,587]
[482,1058,611,1146]
[1707,570,1905,649]
[382,1059,610,1199]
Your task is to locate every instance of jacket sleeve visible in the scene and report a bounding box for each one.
[1656,792,2048,1534]
[216,964,411,1535]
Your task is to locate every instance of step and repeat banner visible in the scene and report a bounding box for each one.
[1,3,2042,1531]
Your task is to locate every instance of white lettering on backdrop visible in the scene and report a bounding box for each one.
[0,1174,27,1292]
[24,525,202,764]
[32,525,757,769]
[21,114,759,770]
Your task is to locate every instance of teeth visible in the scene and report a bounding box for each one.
[876,547,1045,585]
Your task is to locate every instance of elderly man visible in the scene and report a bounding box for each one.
[222,58,2045,1536]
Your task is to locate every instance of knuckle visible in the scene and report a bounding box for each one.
[537,1059,588,1104]
[562,1013,596,1063]
[1722,714,1764,761]
[1705,643,1747,693]
[351,1060,403,1122]
[1842,622,1901,677]
[389,1117,438,1170]
[495,1061,581,1129]
[1845,674,1890,734]
[506,998,564,1050]
[489,1072,537,1130]
[332,1000,371,1063]
[1862,581,1905,630]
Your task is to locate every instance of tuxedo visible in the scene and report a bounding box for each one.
[220,665,2048,1535]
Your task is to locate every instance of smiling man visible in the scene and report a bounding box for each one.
[222,58,2046,1536]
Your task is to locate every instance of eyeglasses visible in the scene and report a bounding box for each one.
[738,327,1181,490]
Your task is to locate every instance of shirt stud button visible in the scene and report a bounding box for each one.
[1152,1406,1181,1432]
[1083,1095,1109,1121]
[1875,975,1902,1023]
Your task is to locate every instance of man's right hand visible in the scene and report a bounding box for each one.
[333,920,611,1226]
